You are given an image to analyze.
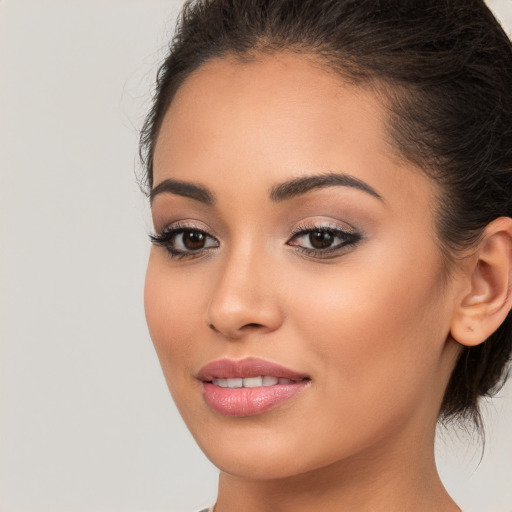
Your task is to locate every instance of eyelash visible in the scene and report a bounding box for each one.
[288,223,362,258]
[150,223,219,260]
[150,222,362,260]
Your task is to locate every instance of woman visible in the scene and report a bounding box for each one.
[141,1,512,510]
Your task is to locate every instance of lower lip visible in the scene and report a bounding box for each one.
[202,381,309,417]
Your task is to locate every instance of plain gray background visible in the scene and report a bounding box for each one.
[1,1,511,511]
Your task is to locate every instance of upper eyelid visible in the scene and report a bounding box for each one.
[150,223,217,243]
[153,219,361,240]
[155,221,218,238]
[290,221,358,235]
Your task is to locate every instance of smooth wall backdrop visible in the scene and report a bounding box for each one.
[0,1,511,511]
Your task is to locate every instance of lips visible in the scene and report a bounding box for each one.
[197,357,310,417]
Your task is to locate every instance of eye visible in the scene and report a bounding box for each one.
[174,230,214,251]
[306,230,337,249]
[150,225,219,258]
[288,224,361,257]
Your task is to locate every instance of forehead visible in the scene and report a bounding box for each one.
[155,54,390,172]
[152,52,433,210]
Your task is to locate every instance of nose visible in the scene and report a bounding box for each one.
[206,244,283,339]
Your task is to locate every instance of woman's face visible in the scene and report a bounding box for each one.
[145,54,462,479]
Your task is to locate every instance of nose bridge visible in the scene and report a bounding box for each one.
[206,235,282,337]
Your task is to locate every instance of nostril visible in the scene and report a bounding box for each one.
[243,323,263,329]
[208,321,263,335]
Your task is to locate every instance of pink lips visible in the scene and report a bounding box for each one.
[197,357,310,417]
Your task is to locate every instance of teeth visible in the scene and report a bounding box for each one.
[243,376,262,388]
[212,376,295,388]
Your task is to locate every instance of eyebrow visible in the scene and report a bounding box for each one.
[150,178,215,205]
[150,171,382,206]
[270,173,382,202]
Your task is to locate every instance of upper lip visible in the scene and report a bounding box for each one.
[197,357,310,381]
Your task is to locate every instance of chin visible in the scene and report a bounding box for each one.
[182,417,314,479]
[184,414,372,482]
[203,442,320,481]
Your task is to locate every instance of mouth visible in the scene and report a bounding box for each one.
[197,357,311,417]
[210,376,302,388]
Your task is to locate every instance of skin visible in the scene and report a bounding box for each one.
[145,53,469,511]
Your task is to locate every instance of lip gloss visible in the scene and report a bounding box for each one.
[197,357,310,417]
[202,381,308,416]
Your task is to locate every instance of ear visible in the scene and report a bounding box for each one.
[451,217,512,347]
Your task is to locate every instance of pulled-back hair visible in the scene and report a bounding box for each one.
[140,0,512,427]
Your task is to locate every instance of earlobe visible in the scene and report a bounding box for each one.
[450,217,512,347]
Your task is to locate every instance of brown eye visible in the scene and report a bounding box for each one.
[309,230,334,249]
[150,226,219,258]
[287,225,362,258]
[173,229,218,253]
[183,231,207,250]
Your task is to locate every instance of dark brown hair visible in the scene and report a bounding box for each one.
[140,0,512,427]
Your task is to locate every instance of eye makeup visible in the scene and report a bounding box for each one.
[150,219,363,261]
[287,222,362,259]
[150,222,220,260]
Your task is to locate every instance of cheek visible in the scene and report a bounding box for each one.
[144,253,206,384]
[287,247,451,420]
